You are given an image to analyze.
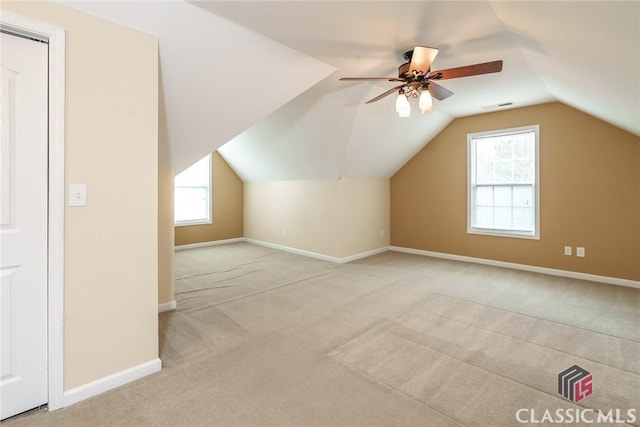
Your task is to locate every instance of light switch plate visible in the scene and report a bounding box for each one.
[69,184,87,207]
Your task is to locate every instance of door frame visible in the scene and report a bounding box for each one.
[0,11,65,412]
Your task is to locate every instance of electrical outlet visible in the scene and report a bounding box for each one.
[282,228,287,236]
[577,247,585,257]
[379,229,385,237]
[564,246,572,256]
[69,184,87,207]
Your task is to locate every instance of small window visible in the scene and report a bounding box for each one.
[174,154,212,226]
[467,125,539,239]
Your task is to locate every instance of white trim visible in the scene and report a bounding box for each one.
[390,246,640,289]
[174,238,638,288]
[158,300,177,313]
[175,237,388,264]
[63,359,162,408]
[246,239,388,265]
[175,237,246,251]
[339,246,389,263]
[174,219,212,227]
[246,239,341,263]
[0,11,66,412]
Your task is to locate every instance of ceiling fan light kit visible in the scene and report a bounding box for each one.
[396,89,411,115]
[340,46,503,117]
[419,90,433,114]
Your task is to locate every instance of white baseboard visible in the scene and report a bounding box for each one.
[339,246,389,263]
[175,237,245,251]
[158,300,177,313]
[246,239,342,263]
[63,358,162,407]
[390,246,640,289]
[172,238,638,288]
[245,239,388,264]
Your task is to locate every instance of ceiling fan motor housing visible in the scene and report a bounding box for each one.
[398,62,429,81]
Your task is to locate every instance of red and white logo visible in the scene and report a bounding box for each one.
[558,365,593,402]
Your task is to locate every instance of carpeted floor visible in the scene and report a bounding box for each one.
[6,242,640,426]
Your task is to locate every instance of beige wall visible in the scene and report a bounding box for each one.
[391,102,640,281]
[158,74,174,305]
[174,152,244,246]
[245,177,389,259]
[2,2,159,389]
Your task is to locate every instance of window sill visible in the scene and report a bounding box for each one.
[468,228,539,240]
[175,219,212,228]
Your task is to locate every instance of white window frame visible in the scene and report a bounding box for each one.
[467,124,540,239]
[174,154,212,227]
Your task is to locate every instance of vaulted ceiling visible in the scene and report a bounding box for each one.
[60,1,639,181]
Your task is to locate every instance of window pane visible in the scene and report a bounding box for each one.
[512,207,533,231]
[474,207,493,228]
[174,187,208,222]
[494,207,512,229]
[476,159,494,183]
[174,154,211,224]
[494,186,512,207]
[475,140,495,184]
[494,160,513,183]
[513,159,533,182]
[513,185,533,207]
[513,136,529,158]
[476,186,493,205]
[495,139,512,160]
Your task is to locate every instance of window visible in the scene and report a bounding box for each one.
[468,125,539,239]
[174,154,212,226]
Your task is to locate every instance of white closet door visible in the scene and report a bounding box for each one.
[0,31,49,420]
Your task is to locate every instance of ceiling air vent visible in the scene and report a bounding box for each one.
[482,102,513,110]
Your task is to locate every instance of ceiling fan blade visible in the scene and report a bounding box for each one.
[365,84,406,104]
[429,60,503,80]
[339,77,404,82]
[409,46,439,75]
[428,82,454,101]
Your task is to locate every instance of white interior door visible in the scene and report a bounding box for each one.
[0,31,49,420]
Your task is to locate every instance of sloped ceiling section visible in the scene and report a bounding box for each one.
[489,1,640,137]
[59,1,639,181]
[205,0,554,181]
[219,76,455,181]
[58,0,336,174]
[219,76,364,181]
[198,1,639,181]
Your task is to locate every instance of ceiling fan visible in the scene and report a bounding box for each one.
[339,46,503,117]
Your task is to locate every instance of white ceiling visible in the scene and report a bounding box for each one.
[59,1,639,180]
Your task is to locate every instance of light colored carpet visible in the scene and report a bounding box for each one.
[6,242,639,426]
